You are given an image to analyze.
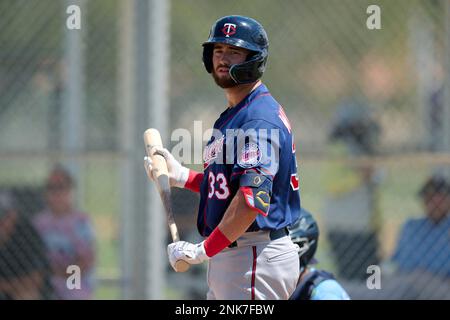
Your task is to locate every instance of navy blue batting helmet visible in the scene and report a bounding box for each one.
[289,208,319,268]
[202,15,269,84]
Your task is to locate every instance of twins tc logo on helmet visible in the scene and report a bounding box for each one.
[222,23,237,37]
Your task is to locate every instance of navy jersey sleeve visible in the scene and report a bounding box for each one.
[230,119,284,216]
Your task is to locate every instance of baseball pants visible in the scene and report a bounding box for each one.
[206,231,300,300]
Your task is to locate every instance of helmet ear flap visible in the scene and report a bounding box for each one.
[202,44,214,73]
[229,50,268,84]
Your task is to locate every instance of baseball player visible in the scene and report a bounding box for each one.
[289,209,350,300]
[145,15,301,300]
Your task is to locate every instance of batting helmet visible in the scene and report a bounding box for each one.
[289,208,319,269]
[202,15,269,84]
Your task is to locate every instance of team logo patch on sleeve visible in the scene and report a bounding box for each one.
[238,142,261,168]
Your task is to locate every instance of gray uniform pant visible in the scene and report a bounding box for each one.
[206,231,299,300]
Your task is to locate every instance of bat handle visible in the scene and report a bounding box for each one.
[168,221,190,272]
[168,223,180,242]
[144,129,190,273]
[175,260,191,273]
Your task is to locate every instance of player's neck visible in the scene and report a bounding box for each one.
[225,81,261,108]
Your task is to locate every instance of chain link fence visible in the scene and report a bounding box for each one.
[0,0,449,299]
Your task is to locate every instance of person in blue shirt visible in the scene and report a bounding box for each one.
[392,175,450,278]
[331,176,450,300]
[145,15,301,299]
[289,209,350,300]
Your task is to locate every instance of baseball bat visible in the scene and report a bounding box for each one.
[143,128,190,273]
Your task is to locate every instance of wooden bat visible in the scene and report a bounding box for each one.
[143,128,190,273]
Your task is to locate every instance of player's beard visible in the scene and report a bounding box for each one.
[212,67,238,88]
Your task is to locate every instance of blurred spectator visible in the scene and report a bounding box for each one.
[391,174,450,278]
[32,165,96,299]
[328,99,380,155]
[342,175,450,299]
[0,191,53,299]
[322,98,382,280]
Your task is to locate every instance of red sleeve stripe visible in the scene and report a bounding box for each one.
[204,227,232,257]
[240,187,269,217]
[185,170,203,193]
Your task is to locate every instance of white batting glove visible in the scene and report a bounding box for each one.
[144,156,156,181]
[143,147,189,188]
[167,241,209,271]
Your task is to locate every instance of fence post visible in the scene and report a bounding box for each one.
[62,0,86,208]
[119,0,135,300]
[147,0,171,299]
[443,0,450,177]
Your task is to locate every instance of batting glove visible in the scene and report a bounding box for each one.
[167,241,209,271]
[143,147,189,188]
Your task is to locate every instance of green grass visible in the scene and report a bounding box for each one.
[95,284,121,300]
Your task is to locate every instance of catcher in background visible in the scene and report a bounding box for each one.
[145,15,301,299]
[289,209,350,300]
